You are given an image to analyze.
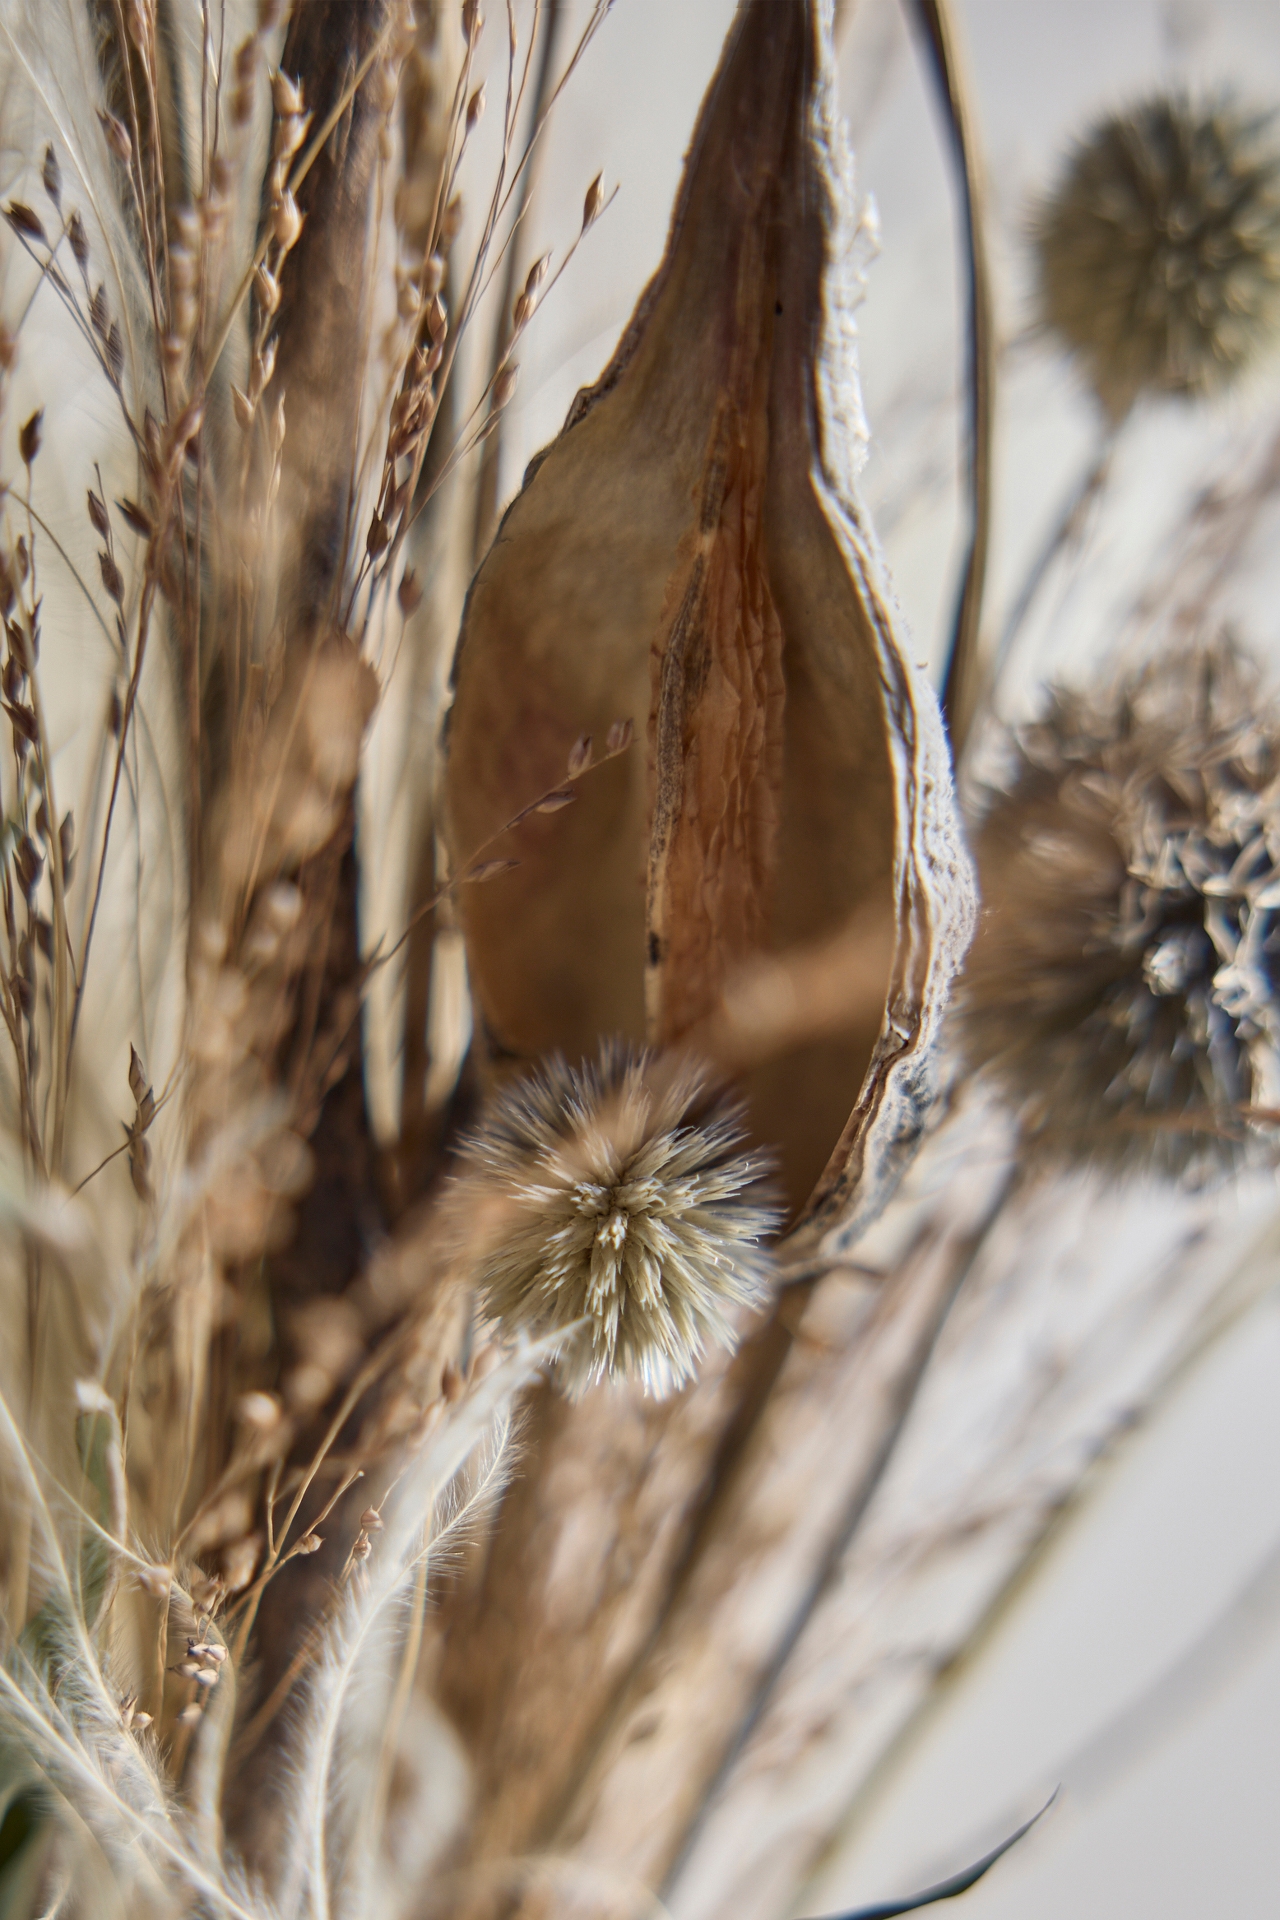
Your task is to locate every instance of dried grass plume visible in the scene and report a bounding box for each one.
[453,1043,778,1395]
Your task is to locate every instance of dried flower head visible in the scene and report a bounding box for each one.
[961,641,1280,1176]
[1034,92,1280,416]
[454,1043,778,1395]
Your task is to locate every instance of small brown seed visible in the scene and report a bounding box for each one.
[5,201,46,243]
[271,69,304,117]
[117,497,154,538]
[466,857,520,884]
[98,111,132,165]
[271,190,303,249]
[99,550,125,605]
[18,411,42,465]
[582,171,605,229]
[567,734,592,777]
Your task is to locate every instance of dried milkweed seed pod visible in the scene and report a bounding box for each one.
[450,1042,778,1396]
[1034,92,1280,417]
[446,0,974,1258]
[961,639,1280,1176]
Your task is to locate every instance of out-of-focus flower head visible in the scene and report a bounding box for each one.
[961,640,1280,1176]
[452,1042,778,1395]
[1034,92,1280,416]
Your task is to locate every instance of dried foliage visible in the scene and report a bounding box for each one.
[0,3,1275,1920]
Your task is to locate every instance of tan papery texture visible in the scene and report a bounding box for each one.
[446,0,974,1247]
[432,0,974,1898]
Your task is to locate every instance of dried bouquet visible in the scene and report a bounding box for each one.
[0,1,1277,1918]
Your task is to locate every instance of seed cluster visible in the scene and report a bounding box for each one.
[454,1043,778,1395]
[962,642,1280,1175]
[1034,92,1280,415]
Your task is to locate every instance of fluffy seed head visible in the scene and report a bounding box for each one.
[1034,92,1280,416]
[960,640,1280,1177]
[453,1042,778,1395]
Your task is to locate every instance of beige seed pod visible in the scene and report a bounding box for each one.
[446,0,973,1253]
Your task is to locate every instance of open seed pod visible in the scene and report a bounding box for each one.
[446,0,974,1254]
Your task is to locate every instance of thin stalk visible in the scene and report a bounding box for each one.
[973,426,1117,747]
[911,0,996,758]
[471,0,565,563]
[657,1166,1021,1900]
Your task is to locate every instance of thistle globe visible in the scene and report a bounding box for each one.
[961,641,1280,1176]
[454,1043,778,1395]
[1034,92,1280,416]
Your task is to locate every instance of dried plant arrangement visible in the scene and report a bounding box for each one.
[0,1,1278,1919]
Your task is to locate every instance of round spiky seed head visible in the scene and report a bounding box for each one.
[960,639,1280,1177]
[452,1042,778,1396]
[1033,92,1280,417]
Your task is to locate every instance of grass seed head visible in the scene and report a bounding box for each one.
[453,1041,778,1396]
[1034,92,1280,415]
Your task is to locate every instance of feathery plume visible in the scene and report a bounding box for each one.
[961,639,1280,1175]
[453,1044,778,1395]
[1034,92,1280,416]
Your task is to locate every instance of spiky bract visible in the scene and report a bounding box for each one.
[1034,93,1280,415]
[454,1044,778,1395]
[961,642,1280,1177]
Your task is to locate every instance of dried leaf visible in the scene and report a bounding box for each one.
[446,0,974,1242]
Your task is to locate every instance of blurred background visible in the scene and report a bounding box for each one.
[447,1,1280,1913]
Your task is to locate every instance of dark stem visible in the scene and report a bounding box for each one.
[910,0,996,758]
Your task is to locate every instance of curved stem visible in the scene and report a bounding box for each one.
[911,0,997,760]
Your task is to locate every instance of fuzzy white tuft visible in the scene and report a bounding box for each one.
[451,1043,778,1396]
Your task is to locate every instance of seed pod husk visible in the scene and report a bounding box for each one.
[446,0,973,1249]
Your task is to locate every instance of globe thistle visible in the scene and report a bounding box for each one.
[960,641,1280,1176]
[453,1043,778,1395]
[1034,92,1280,416]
